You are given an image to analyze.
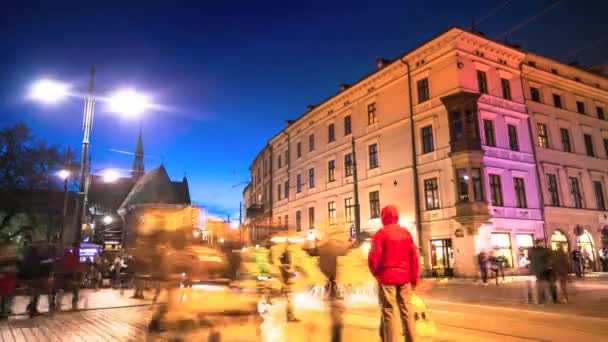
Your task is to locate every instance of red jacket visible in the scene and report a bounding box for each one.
[368,206,419,287]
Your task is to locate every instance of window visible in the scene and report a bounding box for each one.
[368,144,378,169]
[278,154,282,168]
[584,134,595,157]
[344,115,352,135]
[421,125,434,153]
[278,216,281,226]
[560,128,571,152]
[424,178,440,210]
[514,177,527,208]
[309,168,315,188]
[309,134,315,151]
[483,119,495,146]
[472,168,484,201]
[450,111,463,141]
[296,142,302,158]
[369,191,380,218]
[285,150,289,165]
[489,174,503,206]
[530,87,541,102]
[328,201,336,225]
[537,123,549,148]
[277,183,281,201]
[284,180,289,199]
[501,78,512,100]
[296,174,302,193]
[491,233,513,268]
[367,102,377,125]
[604,139,608,158]
[569,177,582,208]
[597,107,605,120]
[328,123,335,142]
[576,101,586,114]
[344,153,353,177]
[457,169,469,202]
[547,174,560,206]
[295,210,302,232]
[594,181,606,211]
[284,215,289,227]
[345,197,354,223]
[328,160,336,182]
[417,78,429,103]
[553,94,562,109]
[477,70,488,94]
[308,207,315,229]
[507,124,519,151]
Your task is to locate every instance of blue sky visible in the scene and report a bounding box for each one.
[1,0,606,218]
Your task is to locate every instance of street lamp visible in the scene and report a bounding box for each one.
[102,169,121,183]
[30,67,153,255]
[102,215,113,225]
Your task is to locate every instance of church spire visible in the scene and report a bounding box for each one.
[132,125,145,180]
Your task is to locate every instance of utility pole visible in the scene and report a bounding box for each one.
[352,136,361,244]
[73,66,95,256]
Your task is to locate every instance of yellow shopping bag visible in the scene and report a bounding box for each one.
[409,294,437,338]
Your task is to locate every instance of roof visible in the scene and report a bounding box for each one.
[118,165,191,212]
[88,176,135,212]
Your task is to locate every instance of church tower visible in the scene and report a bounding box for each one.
[132,127,145,180]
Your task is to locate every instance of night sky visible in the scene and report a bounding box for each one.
[1,0,606,218]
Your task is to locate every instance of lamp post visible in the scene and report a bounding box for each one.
[30,68,152,256]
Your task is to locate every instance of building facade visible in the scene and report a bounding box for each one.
[245,27,608,276]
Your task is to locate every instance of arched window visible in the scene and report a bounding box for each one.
[551,230,569,253]
[577,230,596,271]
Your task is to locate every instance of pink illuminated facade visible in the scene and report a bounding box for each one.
[245,28,608,276]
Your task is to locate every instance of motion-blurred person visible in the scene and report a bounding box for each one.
[0,245,18,319]
[51,245,83,311]
[318,237,352,342]
[571,249,583,278]
[279,241,299,322]
[529,243,551,304]
[477,251,488,285]
[368,205,419,342]
[550,249,570,304]
[18,238,53,317]
[600,246,608,272]
[489,252,506,285]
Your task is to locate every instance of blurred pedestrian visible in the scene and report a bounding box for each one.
[279,241,298,322]
[571,249,583,278]
[489,252,506,285]
[318,237,352,342]
[18,239,52,317]
[0,245,18,319]
[550,249,570,304]
[529,244,551,304]
[600,247,608,272]
[477,251,488,285]
[51,245,82,311]
[368,205,419,342]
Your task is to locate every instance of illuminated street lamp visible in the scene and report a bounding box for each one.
[103,215,113,225]
[58,169,70,180]
[102,169,121,183]
[30,67,153,256]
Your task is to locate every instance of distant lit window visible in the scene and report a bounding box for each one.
[594,181,606,211]
[296,174,302,193]
[296,210,302,232]
[369,191,380,218]
[537,123,549,148]
[328,160,336,182]
[560,128,571,152]
[328,201,336,225]
[308,207,315,230]
[491,233,513,268]
[584,134,595,157]
[424,178,440,210]
[345,197,354,223]
[546,174,560,206]
[367,102,378,125]
[309,168,315,188]
[569,177,582,208]
[284,180,289,199]
[489,174,503,206]
[514,177,527,208]
[457,169,469,202]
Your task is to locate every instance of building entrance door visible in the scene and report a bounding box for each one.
[430,239,454,277]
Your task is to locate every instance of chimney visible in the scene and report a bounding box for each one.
[376,58,391,70]
[307,105,316,111]
[286,120,295,127]
[339,83,350,92]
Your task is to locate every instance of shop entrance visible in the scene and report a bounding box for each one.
[551,230,569,253]
[577,230,596,272]
[430,239,454,277]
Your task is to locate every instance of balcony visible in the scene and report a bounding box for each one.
[453,201,490,224]
[246,203,264,217]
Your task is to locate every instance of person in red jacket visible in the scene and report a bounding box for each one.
[368,205,419,342]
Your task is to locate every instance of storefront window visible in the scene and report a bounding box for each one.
[429,239,454,277]
[551,231,568,253]
[516,234,534,268]
[577,230,596,272]
[491,233,513,268]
